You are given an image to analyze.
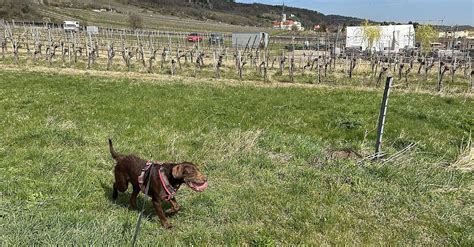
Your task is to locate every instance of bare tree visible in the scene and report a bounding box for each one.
[451,57,457,83]
[106,31,115,70]
[278,53,286,75]
[128,13,143,30]
[1,34,7,60]
[147,35,157,73]
[404,67,412,85]
[376,66,388,87]
[216,54,223,78]
[349,55,357,78]
[5,24,21,64]
[438,62,449,91]
[289,57,295,82]
[398,64,405,80]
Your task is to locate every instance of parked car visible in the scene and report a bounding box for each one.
[209,33,224,45]
[187,33,203,42]
[63,21,80,32]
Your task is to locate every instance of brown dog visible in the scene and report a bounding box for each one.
[108,139,208,228]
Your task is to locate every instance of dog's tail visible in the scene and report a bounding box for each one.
[109,139,120,160]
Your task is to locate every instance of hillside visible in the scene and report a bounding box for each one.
[129,0,363,28]
[0,0,363,32]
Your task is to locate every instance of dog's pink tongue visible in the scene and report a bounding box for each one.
[195,181,208,191]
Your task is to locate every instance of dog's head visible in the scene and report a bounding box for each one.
[172,162,208,192]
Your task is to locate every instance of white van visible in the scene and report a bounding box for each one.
[63,21,80,32]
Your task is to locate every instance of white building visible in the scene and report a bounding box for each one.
[438,30,470,39]
[346,24,415,53]
[272,14,304,31]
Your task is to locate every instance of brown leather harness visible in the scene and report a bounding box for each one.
[138,161,179,201]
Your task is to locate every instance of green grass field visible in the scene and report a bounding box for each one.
[0,70,472,245]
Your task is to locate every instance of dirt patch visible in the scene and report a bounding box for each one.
[310,148,362,169]
[327,149,362,160]
[268,151,293,163]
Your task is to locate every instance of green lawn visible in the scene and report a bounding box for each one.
[0,70,472,245]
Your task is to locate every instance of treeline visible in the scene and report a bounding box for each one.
[0,0,109,21]
[0,0,41,20]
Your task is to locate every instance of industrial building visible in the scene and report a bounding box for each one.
[232,32,269,49]
[346,24,415,53]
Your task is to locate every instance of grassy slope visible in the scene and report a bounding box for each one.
[0,71,472,245]
[36,2,270,33]
[33,0,360,33]
[132,0,362,27]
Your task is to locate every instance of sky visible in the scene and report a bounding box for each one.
[237,0,474,26]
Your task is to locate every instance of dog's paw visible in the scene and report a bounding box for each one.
[164,223,173,229]
[165,208,180,215]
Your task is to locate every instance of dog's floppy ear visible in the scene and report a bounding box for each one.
[172,164,183,179]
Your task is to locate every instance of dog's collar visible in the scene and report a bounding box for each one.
[158,165,178,201]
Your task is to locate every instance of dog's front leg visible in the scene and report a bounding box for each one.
[152,199,172,229]
[130,186,140,209]
[166,198,181,215]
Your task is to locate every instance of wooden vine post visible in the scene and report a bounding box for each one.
[374,76,393,160]
[106,31,115,71]
[87,31,94,69]
[470,57,473,92]
[147,35,157,73]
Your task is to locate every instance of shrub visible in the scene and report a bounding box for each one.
[128,12,143,30]
[0,0,41,20]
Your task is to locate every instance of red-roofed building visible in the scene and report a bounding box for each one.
[273,14,304,31]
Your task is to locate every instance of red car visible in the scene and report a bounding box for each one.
[187,33,203,42]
